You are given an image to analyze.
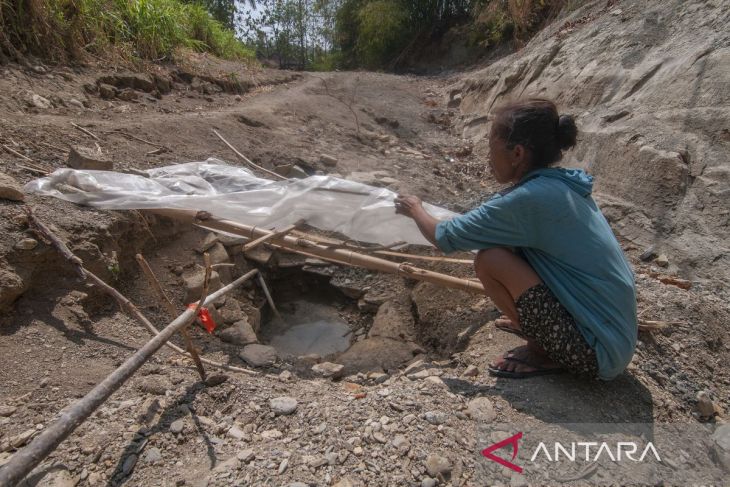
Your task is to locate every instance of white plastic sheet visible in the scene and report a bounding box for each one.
[25,159,456,246]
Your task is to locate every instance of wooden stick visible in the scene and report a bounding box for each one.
[289,230,473,265]
[257,274,283,321]
[0,264,259,487]
[111,129,169,150]
[2,143,34,162]
[26,209,257,375]
[212,129,286,180]
[135,254,207,381]
[17,164,49,176]
[638,319,687,332]
[2,144,52,173]
[71,122,100,141]
[242,224,296,253]
[154,209,485,295]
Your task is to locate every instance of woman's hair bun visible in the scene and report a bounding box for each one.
[557,114,578,150]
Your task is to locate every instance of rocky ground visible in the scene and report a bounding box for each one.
[1,2,729,486]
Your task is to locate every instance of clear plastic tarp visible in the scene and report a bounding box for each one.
[25,159,456,246]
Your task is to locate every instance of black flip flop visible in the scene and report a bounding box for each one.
[488,356,564,379]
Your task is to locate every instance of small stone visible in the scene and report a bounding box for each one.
[68,98,85,110]
[279,370,292,382]
[0,405,17,417]
[320,154,338,167]
[170,419,184,434]
[227,425,245,440]
[67,145,113,171]
[463,365,479,377]
[424,411,448,425]
[88,472,101,485]
[14,238,38,250]
[39,377,49,388]
[288,483,309,487]
[11,429,36,448]
[278,458,289,474]
[30,93,52,109]
[122,454,138,476]
[239,344,277,367]
[424,454,451,477]
[402,414,416,424]
[333,478,354,487]
[138,376,170,395]
[373,431,387,443]
[313,422,327,434]
[0,173,25,201]
[197,233,218,253]
[466,397,496,423]
[421,478,437,487]
[218,319,258,346]
[404,360,428,375]
[270,396,298,415]
[311,362,345,378]
[696,391,717,418]
[143,447,162,464]
[237,449,255,462]
[656,254,669,267]
[639,246,657,262]
[261,429,282,439]
[98,83,118,99]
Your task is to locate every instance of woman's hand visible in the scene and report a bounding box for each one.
[394,194,423,219]
[395,194,440,248]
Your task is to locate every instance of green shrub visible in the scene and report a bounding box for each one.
[0,0,254,63]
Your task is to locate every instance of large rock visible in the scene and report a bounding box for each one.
[218,319,258,346]
[337,336,422,374]
[454,0,730,281]
[0,172,25,201]
[368,297,416,341]
[183,269,222,304]
[239,344,277,367]
[68,146,113,171]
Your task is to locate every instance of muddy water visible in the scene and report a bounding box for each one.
[263,301,352,358]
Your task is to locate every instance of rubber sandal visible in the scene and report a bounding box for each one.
[494,323,529,339]
[487,356,564,379]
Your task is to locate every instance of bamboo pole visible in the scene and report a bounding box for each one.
[0,268,259,487]
[150,209,485,295]
[242,224,296,253]
[135,254,207,381]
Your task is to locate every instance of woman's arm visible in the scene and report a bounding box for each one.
[394,195,440,248]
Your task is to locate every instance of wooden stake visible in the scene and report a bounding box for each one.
[135,254,207,381]
[71,122,100,141]
[257,274,283,321]
[242,224,296,253]
[212,129,286,180]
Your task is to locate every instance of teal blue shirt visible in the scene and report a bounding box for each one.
[435,168,637,380]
